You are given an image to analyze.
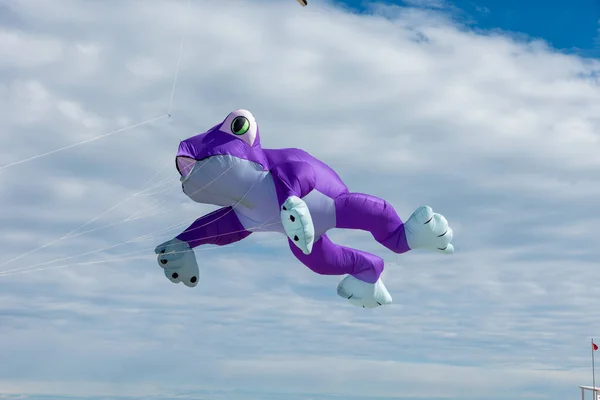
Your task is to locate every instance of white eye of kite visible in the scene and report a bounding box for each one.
[220,109,258,146]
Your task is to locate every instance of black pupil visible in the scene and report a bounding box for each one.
[232,117,247,133]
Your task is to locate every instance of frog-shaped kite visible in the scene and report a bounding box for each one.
[154,109,454,308]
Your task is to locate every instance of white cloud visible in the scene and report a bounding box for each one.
[0,29,63,68]
[0,0,599,399]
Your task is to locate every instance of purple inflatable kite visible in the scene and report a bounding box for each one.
[155,109,454,308]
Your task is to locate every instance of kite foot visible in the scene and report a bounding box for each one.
[404,206,454,254]
[154,238,200,287]
[281,196,315,255]
[337,275,392,308]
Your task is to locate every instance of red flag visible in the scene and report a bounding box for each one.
[593,342,598,351]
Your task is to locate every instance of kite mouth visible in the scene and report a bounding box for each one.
[176,156,197,183]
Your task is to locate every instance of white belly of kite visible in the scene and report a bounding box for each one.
[234,173,286,234]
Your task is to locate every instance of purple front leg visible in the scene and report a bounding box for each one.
[176,206,252,248]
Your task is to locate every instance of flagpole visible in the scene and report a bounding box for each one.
[593,338,596,400]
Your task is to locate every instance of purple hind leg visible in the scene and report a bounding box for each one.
[288,234,384,284]
[335,192,411,254]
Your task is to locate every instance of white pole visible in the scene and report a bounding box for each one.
[593,339,597,400]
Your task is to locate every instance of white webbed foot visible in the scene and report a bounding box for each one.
[281,195,315,255]
[154,238,200,287]
[404,205,454,254]
[337,275,393,308]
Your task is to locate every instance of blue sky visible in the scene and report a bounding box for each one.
[0,0,599,400]
[343,0,600,56]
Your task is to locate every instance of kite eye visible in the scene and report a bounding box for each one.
[231,116,250,135]
[221,109,257,146]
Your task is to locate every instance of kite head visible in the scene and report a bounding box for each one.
[175,109,269,206]
[177,109,263,160]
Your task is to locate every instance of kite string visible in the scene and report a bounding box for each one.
[59,157,192,242]
[167,0,192,117]
[0,158,210,273]
[65,160,175,238]
[0,234,283,278]
[0,115,168,171]
[0,0,193,171]
[0,220,283,278]
[0,162,266,275]
[120,159,209,222]
[0,158,174,270]
[0,0,195,267]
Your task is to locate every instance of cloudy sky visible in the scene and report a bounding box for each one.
[1,0,599,399]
